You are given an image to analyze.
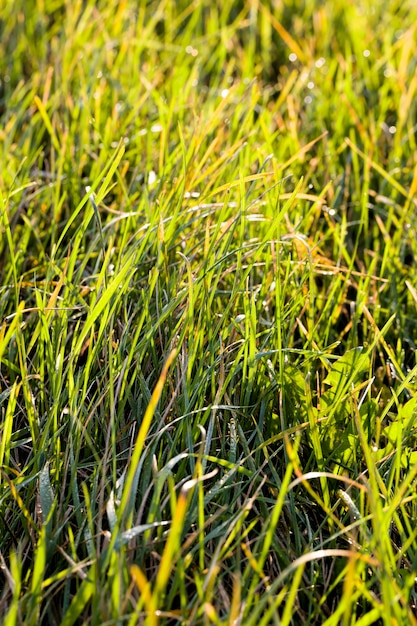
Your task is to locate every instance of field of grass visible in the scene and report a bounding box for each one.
[1,0,417,624]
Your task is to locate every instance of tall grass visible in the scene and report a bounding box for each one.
[1,1,417,624]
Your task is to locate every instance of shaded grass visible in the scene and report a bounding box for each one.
[1,0,417,624]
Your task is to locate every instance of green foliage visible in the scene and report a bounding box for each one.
[1,0,417,624]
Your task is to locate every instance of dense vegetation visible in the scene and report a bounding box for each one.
[1,1,417,624]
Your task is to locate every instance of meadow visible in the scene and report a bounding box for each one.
[1,0,417,624]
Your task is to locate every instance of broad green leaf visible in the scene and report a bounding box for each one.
[39,464,55,527]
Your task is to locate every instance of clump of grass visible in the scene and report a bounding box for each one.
[1,1,417,624]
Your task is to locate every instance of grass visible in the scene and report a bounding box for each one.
[1,0,417,623]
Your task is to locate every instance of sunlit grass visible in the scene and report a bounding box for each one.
[1,1,417,624]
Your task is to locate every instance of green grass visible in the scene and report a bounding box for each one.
[1,0,417,624]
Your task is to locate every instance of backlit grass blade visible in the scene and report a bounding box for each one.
[117,349,177,526]
[60,569,96,626]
